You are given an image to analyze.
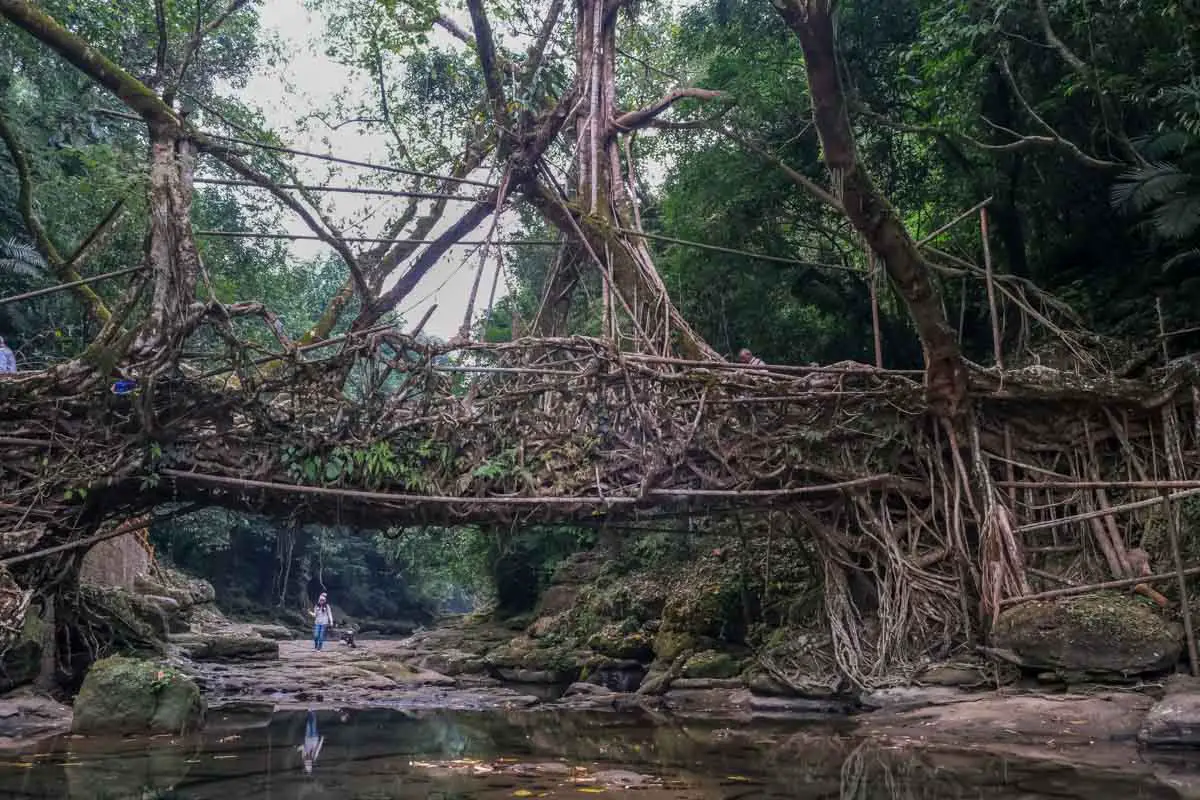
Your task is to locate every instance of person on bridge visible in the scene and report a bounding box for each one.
[0,336,16,374]
[310,593,333,651]
[737,348,764,367]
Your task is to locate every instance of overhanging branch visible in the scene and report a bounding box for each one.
[610,88,729,136]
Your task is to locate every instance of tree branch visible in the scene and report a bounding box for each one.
[609,88,728,136]
[772,0,967,416]
[169,0,254,108]
[209,150,371,300]
[995,53,1121,171]
[464,0,510,131]
[355,197,500,330]
[517,0,566,98]
[0,0,181,130]
[720,126,843,212]
[435,14,475,46]
[0,112,114,322]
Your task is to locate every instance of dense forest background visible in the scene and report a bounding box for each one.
[4,0,1200,624]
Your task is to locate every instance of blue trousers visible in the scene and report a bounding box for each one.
[306,710,318,738]
[313,623,325,649]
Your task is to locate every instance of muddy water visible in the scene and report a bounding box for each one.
[0,707,1192,799]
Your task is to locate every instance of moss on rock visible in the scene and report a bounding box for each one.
[993,592,1182,676]
[681,650,743,679]
[585,624,654,661]
[72,656,204,735]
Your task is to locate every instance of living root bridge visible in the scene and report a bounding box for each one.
[2,335,1200,688]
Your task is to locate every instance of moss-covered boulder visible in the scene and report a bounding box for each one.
[681,650,743,679]
[992,593,1182,676]
[585,623,654,662]
[72,656,205,735]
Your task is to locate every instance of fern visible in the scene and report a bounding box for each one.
[0,238,48,280]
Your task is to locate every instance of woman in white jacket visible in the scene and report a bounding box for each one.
[311,593,333,650]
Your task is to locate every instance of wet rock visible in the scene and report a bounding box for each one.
[918,664,986,687]
[860,686,972,712]
[992,593,1181,677]
[564,681,613,697]
[862,690,1153,745]
[1140,695,1200,748]
[133,569,216,608]
[746,672,795,696]
[250,624,296,640]
[671,677,745,690]
[748,694,853,715]
[72,656,204,735]
[681,650,743,679]
[584,659,646,692]
[0,689,72,740]
[173,632,279,662]
[665,687,754,712]
[494,668,567,683]
[421,649,487,676]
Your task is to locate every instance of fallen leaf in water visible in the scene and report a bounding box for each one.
[726,776,750,782]
[513,790,534,797]
[578,788,605,793]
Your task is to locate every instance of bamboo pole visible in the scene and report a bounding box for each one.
[0,505,199,568]
[999,564,1200,607]
[915,196,994,248]
[980,207,1003,370]
[1015,486,1200,533]
[193,177,477,201]
[998,480,1200,490]
[1164,489,1199,675]
[0,266,145,307]
[161,469,894,506]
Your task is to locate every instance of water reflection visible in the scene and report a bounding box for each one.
[298,710,324,775]
[0,707,1191,799]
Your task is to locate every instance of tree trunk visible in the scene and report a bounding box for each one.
[523,0,716,359]
[129,126,202,365]
[771,0,967,415]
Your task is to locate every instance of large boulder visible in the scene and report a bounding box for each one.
[992,593,1181,677]
[72,656,205,735]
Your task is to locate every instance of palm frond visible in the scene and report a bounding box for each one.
[1151,194,1200,242]
[0,238,48,280]
[1133,130,1195,160]
[1110,162,1192,215]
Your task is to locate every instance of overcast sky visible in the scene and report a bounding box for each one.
[234,0,511,340]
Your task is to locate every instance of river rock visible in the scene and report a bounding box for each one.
[72,656,205,735]
[172,632,279,662]
[249,624,297,640]
[991,593,1181,676]
[0,689,72,740]
[1139,691,1200,747]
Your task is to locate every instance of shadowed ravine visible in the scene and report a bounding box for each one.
[1,707,1199,799]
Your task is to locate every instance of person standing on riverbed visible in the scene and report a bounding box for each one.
[310,593,333,651]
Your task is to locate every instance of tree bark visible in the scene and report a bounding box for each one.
[770,0,967,415]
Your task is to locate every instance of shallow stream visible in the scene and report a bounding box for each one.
[0,706,1195,799]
